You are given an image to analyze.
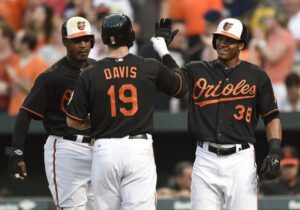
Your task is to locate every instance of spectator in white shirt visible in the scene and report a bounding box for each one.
[279,73,300,112]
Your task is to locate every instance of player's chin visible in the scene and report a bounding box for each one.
[76,53,89,60]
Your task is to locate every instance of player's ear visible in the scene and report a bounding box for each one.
[239,42,244,50]
[62,38,67,47]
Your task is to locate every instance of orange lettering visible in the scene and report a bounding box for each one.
[130,67,137,78]
[113,67,120,78]
[104,68,112,80]
[60,89,72,113]
[119,66,125,78]
[192,78,257,107]
[222,84,234,96]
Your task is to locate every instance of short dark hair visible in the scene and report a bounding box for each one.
[285,73,300,88]
[21,30,38,51]
[174,161,193,177]
[0,20,15,45]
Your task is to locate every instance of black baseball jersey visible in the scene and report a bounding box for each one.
[181,60,279,144]
[21,57,96,136]
[67,53,185,138]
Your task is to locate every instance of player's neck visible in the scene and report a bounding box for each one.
[66,56,88,69]
[218,57,241,69]
[107,46,129,58]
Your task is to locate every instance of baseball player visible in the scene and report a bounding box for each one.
[153,18,282,210]
[66,14,187,210]
[6,17,96,210]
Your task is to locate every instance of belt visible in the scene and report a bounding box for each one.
[63,135,92,144]
[197,141,250,156]
[129,134,148,139]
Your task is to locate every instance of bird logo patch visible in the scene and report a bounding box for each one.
[223,22,233,31]
[77,21,86,30]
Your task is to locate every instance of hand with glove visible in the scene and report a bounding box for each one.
[155,18,179,46]
[6,147,27,180]
[260,138,281,180]
[151,37,170,58]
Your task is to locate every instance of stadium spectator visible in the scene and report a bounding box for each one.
[0,0,27,31]
[38,16,66,66]
[162,0,223,61]
[260,145,300,195]
[201,10,222,61]
[157,161,193,198]
[283,0,300,73]
[7,30,47,116]
[24,4,56,50]
[89,5,110,60]
[279,73,300,112]
[0,21,18,113]
[64,0,94,21]
[249,8,296,109]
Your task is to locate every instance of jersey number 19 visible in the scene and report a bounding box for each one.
[108,84,138,117]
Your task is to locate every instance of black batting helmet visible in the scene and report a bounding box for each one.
[212,18,248,50]
[101,13,135,48]
[61,16,95,48]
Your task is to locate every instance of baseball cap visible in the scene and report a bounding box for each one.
[280,146,299,167]
[213,18,244,41]
[64,16,93,39]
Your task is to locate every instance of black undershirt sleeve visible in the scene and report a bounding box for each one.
[11,109,32,150]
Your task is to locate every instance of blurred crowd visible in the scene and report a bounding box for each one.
[1,0,300,116]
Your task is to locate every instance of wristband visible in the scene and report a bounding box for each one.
[268,138,281,154]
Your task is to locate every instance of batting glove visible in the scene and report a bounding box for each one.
[6,147,27,180]
[260,139,281,180]
[155,18,179,46]
[151,37,170,58]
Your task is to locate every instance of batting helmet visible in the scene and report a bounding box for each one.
[61,16,95,48]
[212,18,248,50]
[101,13,135,48]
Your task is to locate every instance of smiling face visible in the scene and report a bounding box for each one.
[215,34,243,64]
[64,35,93,63]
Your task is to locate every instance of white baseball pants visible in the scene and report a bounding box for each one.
[191,143,258,210]
[92,135,157,210]
[44,135,94,210]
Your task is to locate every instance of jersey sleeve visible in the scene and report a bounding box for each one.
[257,72,280,124]
[66,71,90,121]
[181,62,194,87]
[155,58,188,98]
[21,73,50,119]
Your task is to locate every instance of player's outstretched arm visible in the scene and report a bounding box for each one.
[6,109,32,180]
[260,118,282,180]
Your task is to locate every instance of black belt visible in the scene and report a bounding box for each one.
[197,141,250,156]
[63,135,92,143]
[129,134,148,139]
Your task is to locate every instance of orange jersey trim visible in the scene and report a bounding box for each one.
[195,95,255,107]
[66,112,87,122]
[262,108,279,118]
[20,106,44,118]
[173,73,183,97]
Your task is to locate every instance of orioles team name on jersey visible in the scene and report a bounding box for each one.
[192,78,256,107]
[104,66,137,80]
[60,89,72,113]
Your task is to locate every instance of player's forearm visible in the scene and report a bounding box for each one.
[11,109,32,149]
[162,55,188,97]
[266,118,282,141]
[67,117,90,130]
